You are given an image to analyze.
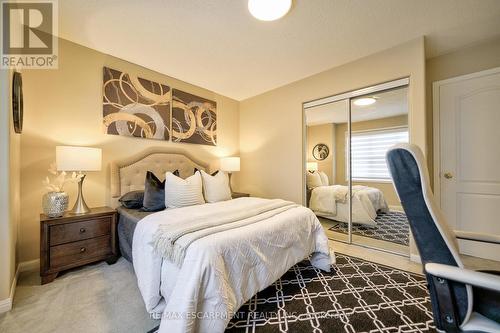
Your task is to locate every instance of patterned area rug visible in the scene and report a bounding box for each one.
[329,211,410,246]
[148,254,435,333]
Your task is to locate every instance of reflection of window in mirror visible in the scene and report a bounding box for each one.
[349,86,409,184]
[348,128,409,182]
[348,85,409,252]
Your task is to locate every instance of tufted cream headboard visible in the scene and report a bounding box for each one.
[110,147,209,199]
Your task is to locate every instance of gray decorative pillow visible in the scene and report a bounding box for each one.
[141,171,170,212]
[194,168,218,176]
[141,170,181,212]
[119,190,144,209]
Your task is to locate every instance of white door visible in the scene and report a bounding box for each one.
[435,67,500,261]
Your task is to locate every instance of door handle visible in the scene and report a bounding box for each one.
[444,172,453,179]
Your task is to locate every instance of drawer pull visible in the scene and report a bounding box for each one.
[80,247,86,253]
[79,228,86,233]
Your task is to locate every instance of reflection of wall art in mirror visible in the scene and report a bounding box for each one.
[313,143,329,160]
[102,67,171,141]
[172,89,217,146]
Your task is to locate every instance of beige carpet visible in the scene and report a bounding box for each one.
[0,258,158,333]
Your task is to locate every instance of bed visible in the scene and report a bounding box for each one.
[309,184,388,225]
[111,148,333,333]
[116,206,151,262]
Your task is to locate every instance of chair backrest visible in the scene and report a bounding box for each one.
[386,143,472,327]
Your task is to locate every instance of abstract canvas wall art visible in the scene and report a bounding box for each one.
[171,89,217,146]
[102,67,171,141]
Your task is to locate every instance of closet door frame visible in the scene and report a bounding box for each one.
[302,77,410,255]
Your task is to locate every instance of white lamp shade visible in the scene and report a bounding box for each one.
[306,162,318,171]
[56,146,102,172]
[220,157,240,172]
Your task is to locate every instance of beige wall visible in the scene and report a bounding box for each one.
[19,38,240,262]
[9,72,21,301]
[334,115,408,207]
[239,38,426,204]
[306,124,334,184]
[426,36,500,186]
[0,69,11,301]
[0,68,21,303]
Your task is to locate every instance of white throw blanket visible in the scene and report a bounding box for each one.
[310,185,388,225]
[132,197,333,333]
[309,185,347,215]
[152,199,298,267]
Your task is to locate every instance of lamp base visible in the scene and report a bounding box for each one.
[228,172,233,193]
[70,174,90,215]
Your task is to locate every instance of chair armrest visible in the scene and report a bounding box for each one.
[425,263,500,292]
[454,230,500,245]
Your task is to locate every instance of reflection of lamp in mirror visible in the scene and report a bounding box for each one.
[220,157,240,192]
[56,146,102,215]
[306,162,318,172]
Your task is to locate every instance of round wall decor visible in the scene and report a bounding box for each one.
[312,143,329,161]
[12,71,23,134]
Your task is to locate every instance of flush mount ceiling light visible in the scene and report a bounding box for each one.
[353,97,377,106]
[248,0,292,21]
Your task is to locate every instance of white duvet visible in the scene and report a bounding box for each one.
[310,185,388,225]
[132,197,333,333]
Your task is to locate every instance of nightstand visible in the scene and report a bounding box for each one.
[40,207,118,284]
[232,192,250,199]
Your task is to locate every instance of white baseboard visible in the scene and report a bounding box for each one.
[0,297,12,313]
[0,259,39,314]
[0,265,20,313]
[410,254,422,264]
[18,259,39,273]
[389,205,404,212]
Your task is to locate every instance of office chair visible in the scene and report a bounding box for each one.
[386,143,500,332]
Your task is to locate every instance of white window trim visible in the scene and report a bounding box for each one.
[346,125,409,182]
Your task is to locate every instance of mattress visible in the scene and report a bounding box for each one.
[116,206,154,262]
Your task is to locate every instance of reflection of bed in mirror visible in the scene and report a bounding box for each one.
[306,171,388,225]
[310,184,388,225]
[309,185,388,225]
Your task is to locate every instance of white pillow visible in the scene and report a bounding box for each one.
[200,170,231,203]
[318,171,329,186]
[306,171,323,189]
[164,171,205,208]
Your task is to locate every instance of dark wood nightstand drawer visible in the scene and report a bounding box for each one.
[49,217,111,246]
[40,207,118,284]
[49,235,112,269]
[232,192,250,198]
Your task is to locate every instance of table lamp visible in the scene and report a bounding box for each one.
[56,146,102,214]
[220,157,240,192]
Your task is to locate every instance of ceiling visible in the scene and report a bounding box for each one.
[305,87,408,125]
[58,0,500,100]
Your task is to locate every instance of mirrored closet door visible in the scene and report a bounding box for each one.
[304,79,410,256]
